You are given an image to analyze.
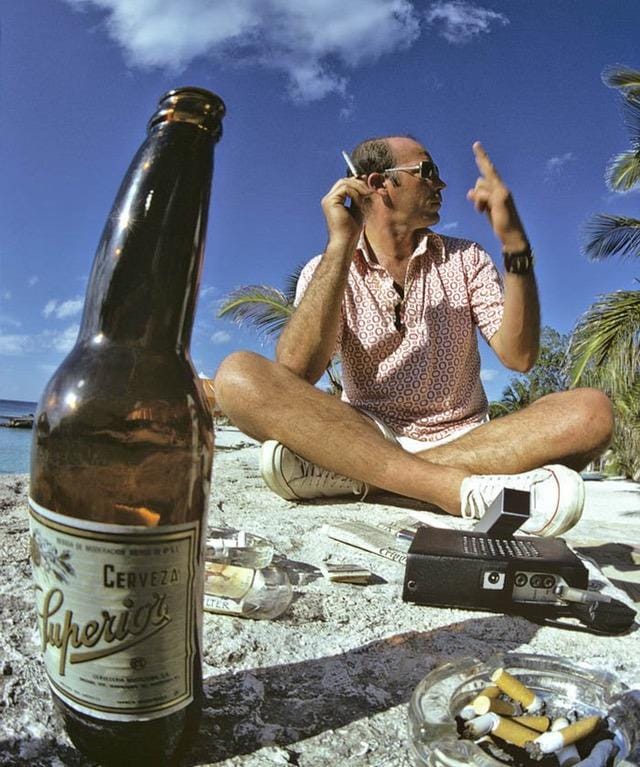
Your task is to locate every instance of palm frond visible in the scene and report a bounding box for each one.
[614,374,640,422]
[284,263,307,304]
[568,290,640,385]
[581,214,640,260]
[217,285,294,341]
[602,65,640,95]
[605,150,640,192]
[622,95,640,149]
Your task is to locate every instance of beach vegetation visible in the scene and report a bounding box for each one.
[566,64,640,479]
[489,327,570,418]
[217,266,343,394]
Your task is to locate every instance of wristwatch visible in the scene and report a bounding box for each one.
[503,245,535,275]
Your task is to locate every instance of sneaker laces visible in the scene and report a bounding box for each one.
[298,458,368,498]
[461,469,548,520]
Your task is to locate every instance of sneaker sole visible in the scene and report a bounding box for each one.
[532,465,586,537]
[259,441,300,501]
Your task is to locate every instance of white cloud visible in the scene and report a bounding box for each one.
[43,297,85,319]
[2,291,11,301]
[0,333,32,355]
[480,368,499,382]
[0,314,22,329]
[210,330,231,344]
[439,221,459,231]
[199,284,219,298]
[28,276,39,287]
[425,1,508,44]
[545,152,574,179]
[64,0,421,101]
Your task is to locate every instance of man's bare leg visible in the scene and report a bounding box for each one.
[214,351,466,513]
[214,352,614,514]
[421,389,613,474]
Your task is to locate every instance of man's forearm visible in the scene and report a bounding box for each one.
[494,270,540,372]
[276,237,355,383]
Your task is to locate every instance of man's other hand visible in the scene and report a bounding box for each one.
[467,142,528,252]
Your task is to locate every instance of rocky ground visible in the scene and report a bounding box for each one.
[1,428,639,766]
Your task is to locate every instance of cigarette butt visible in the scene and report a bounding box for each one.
[476,685,501,699]
[491,715,541,749]
[464,713,498,738]
[490,667,543,712]
[551,717,571,731]
[511,715,550,732]
[473,695,520,716]
[528,716,601,755]
[460,685,502,719]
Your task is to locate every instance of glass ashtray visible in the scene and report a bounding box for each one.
[408,652,640,766]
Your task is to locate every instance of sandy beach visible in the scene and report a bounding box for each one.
[1,427,639,766]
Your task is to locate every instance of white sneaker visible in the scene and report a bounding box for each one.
[460,464,585,537]
[260,440,368,501]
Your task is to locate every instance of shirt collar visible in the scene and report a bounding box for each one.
[355,229,444,269]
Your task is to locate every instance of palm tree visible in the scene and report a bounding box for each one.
[567,65,640,478]
[217,266,343,393]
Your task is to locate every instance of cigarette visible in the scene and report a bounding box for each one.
[341,150,359,176]
[511,714,550,732]
[551,717,571,731]
[526,715,601,756]
[491,715,542,749]
[464,713,498,738]
[464,713,540,748]
[490,668,543,713]
[473,695,520,716]
[459,685,502,719]
[551,716,581,764]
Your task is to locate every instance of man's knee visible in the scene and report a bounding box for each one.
[571,387,614,450]
[213,351,269,411]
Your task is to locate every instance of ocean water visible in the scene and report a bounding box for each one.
[0,399,38,474]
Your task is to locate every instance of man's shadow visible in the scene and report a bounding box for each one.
[185,614,539,764]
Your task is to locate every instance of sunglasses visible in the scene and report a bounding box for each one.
[384,160,441,181]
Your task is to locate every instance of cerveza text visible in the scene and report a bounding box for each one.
[103,564,180,588]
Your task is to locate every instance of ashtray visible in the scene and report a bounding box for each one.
[408,652,640,766]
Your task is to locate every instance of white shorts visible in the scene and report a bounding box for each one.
[358,408,488,454]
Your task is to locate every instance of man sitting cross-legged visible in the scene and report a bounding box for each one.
[214,135,613,537]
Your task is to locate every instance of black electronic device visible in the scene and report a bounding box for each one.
[402,489,636,634]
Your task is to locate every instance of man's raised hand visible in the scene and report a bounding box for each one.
[467,141,528,252]
[321,177,372,246]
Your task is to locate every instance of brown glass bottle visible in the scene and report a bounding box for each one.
[29,87,225,766]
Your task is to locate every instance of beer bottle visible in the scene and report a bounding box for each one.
[28,86,225,765]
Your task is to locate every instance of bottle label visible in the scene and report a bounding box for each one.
[28,498,200,722]
[204,561,255,600]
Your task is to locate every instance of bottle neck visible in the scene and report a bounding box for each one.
[78,120,215,353]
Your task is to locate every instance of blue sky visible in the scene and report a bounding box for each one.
[1,0,639,403]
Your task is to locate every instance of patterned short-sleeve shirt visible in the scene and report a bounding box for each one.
[295,231,504,442]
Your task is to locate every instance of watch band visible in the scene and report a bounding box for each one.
[503,246,534,275]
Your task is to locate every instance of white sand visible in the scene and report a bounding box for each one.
[1,427,639,765]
